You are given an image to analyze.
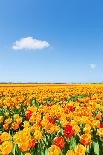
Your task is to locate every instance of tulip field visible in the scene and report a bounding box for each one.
[0,84,103,155]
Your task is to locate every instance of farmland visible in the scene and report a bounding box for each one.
[0,84,103,155]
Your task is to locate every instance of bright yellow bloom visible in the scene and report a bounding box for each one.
[16,105,20,109]
[19,141,31,152]
[97,128,103,137]
[73,125,80,134]
[0,141,13,155]
[16,117,22,124]
[83,124,91,134]
[5,112,9,117]
[0,132,10,142]
[34,130,42,140]
[0,116,4,122]
[25,153,31,155]
[48,145,61,155]
[24,121,30,128]
[66,150,74,155]
[91,120,100,128]
[74,144,86,155]
[13,114,19,119]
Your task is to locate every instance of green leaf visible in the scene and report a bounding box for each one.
[57,129,63,136]
[12,143,16,155]
[45,148,48,155]
[86,145,90,154]
[93,141,99,155]
[70,137,76,150]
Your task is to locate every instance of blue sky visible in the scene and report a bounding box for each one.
[0,0,103,83]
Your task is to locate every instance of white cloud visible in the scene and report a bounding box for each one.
[12,37,50,50]
[89,64,96,69]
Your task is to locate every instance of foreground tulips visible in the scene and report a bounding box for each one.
[0,84,103,155]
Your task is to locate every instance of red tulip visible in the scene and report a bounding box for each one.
[37,120,42,126]
[25,110,32,120]
[100,124,103,128]
[65,106,74,114]
[30,138,36,148]
[48,117,55,124]
[63,124,74,138]
[53,136,65,149]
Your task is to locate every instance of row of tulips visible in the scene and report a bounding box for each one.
[0,84,103,155]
